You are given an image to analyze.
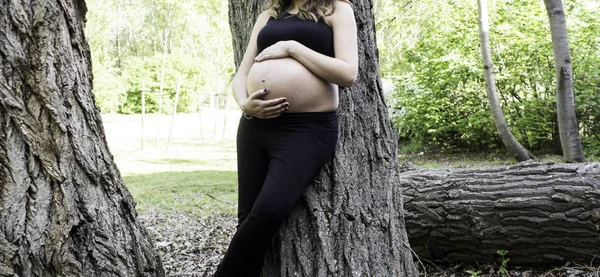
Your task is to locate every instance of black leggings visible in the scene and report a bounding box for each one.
[215,111,338,277]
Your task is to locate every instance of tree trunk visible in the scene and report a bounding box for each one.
[228,1,419,276]
[0,1,164,276]
[543,0,586,162]
[401,161,600,266]
[477,0,534,162]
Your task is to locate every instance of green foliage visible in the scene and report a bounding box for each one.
[399,140,425,154]
[118,54,206,114]
[569,1,600,158]
[92,60,127,114]
[378,0,600,155]
[465,270,482,277]
[496,249,510,275]
[86,0,234,115]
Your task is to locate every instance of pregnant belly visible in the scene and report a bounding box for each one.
[247,58,338,113]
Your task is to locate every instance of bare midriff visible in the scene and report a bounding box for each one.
[247,57,338,113]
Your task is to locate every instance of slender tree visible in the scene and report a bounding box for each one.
[477,0,534,162]
[543,0,586,162]
[228,0,419,276]
[0,1,164,276]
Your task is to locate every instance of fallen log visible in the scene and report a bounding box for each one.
[400,161,600,266]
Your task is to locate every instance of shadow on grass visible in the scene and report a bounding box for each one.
[123,170,237,216]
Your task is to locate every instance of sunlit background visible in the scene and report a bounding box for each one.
[82,0,600,213]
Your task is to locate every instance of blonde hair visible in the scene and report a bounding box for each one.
[267,0,351,22]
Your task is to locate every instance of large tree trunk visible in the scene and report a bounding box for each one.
[477,0,534,162]
[0,1,164,276]
[401,161,600,266]
[543,0,586,162]
[228,1,419,276]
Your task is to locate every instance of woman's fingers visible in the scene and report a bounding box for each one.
[260,97,287,108]
[255,41,291,62]
[262,101,289,113]
[254,100,288,119]
[255,47,270,62]
[263,107,287,118]
[248,88,268,99]
[244,88,289,119]
[244,98,288,119]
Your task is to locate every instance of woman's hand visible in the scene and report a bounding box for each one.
[254,41,297,62]
[242,88,289,119]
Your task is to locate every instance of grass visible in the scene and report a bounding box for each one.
[400,150,518,168]
[124,170,237,215]
[113,139,238,216]
[103,113,240,216]
[103,114,598,216]
[400,148,583,168]
[115,139,238,216]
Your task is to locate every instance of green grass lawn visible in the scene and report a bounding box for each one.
[102,113,240,216]
[112,138,239,216]
[124,170,237,215]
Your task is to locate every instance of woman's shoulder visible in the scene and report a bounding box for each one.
[332,1,353,16]
[254,9,276,29]
[260,9,276,19]
[325,1,354,26]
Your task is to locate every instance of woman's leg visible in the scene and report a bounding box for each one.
[215,118,270,277]
[235,118,270,227]
[215,124,338,277]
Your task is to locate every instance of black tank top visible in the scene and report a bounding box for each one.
[256,12,335,58]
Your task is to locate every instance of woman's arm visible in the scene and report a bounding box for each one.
[254,1,358,87]
[233,10,289,119]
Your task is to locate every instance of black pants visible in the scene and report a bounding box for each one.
[215,111,338,277]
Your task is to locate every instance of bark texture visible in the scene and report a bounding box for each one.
[0,1,164,276]
[228,1,419,276]
[401,161,600,266]
[477,0,534,162]
[543,0,586,162]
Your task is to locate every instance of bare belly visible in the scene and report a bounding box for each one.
[247,58,338,113]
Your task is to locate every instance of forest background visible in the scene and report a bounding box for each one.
[86,0,600,158]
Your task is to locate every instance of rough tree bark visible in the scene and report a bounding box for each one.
[477,0,534,162]
[401,161,600,266]
[543,0,586,162]
[228,1,419,276]
[0,1,164,276]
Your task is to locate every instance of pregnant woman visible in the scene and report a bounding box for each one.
[214,0,357,276]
